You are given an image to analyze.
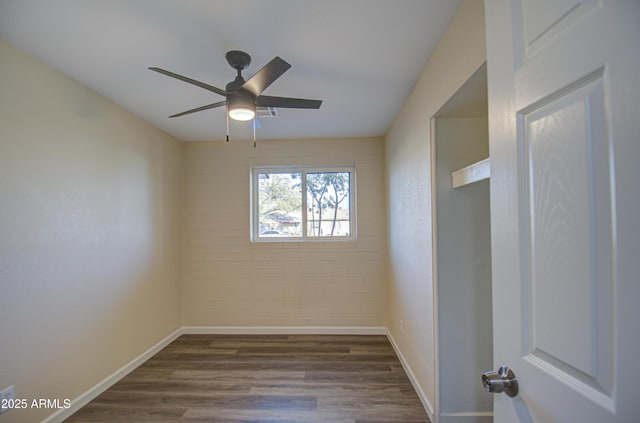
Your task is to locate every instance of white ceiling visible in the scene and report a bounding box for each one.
[0,0,463,141]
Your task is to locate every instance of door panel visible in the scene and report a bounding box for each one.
[485,0,640,421]
[512,0,598,66]
[519,71,614,407]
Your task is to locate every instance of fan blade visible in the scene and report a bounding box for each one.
[242,57,291,97]
[149,67,227,97]
[256,95,322,109]
[168,101,226,118]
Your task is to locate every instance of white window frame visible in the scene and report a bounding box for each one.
[250,166,356,242]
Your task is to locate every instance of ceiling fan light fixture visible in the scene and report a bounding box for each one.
[228,95,256,121]
[228,107,255,121]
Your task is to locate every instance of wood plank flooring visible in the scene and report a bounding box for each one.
[64,335,430,423]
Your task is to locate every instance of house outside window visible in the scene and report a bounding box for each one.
[251,166,356,241]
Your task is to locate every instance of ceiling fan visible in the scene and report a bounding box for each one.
[149,50,322,142]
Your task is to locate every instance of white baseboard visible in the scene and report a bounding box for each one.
[385,329,436,422]
[439,411,493,423]
[42,328,183,423]
[181,326,387,335]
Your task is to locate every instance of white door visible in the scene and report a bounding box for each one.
[485,0,640,422]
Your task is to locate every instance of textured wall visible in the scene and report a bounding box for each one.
[0,39,182,423]
[384,0,487,416]
[182,138,387,328]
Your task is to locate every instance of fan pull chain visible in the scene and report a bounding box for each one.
[253,116,257,148]
[226,111,229,142]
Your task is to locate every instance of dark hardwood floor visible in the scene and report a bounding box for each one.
[65,334,430,423]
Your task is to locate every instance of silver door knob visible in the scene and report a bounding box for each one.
[482,366,518,397]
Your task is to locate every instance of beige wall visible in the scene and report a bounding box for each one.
[384,0,486,416]
[182,138,386,327]
[0,39,182,422]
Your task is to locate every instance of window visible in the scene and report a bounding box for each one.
[251,166,355,241]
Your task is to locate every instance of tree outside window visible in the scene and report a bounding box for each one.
[306,172,350,237]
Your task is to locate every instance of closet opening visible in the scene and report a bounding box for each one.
[431,63,493,423]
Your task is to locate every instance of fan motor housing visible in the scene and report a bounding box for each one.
[227,89,255,106]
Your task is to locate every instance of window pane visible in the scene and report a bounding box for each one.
[258,173,302,237]
[306,172,351,237]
